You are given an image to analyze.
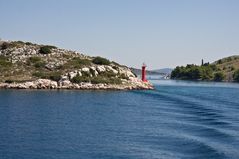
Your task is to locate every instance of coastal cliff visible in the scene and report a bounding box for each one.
[0,40,153,90]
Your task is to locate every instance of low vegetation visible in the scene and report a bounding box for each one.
[171,64,218,81]
[60,57,92,69]
[92,57,110,65]
[32,71,62,81]
[233,70,239,82]
[39,45,57,54]
[27,56,46,68]
[70,74,122,85]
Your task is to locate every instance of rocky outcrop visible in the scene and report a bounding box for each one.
[0,40,154,90]
[0,78,153,90]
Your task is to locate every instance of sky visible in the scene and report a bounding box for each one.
[1,0,239,69]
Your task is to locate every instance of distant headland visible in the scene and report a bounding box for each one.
[0,40,153,90]
[171,56,239,82]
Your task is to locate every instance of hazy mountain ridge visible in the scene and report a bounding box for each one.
[131,68,172,75]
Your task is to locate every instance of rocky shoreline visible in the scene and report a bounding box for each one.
[0,78,154,90]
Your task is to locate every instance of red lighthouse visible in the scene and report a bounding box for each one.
[142,63,147,82]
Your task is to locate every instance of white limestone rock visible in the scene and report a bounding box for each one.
[81,67,90,72]
[96,65,106,72]
[68,71,78,79]
[106,66,118,74]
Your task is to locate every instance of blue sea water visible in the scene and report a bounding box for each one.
[0,80,239,159]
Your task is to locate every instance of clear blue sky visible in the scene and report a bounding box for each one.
[1,0,239,69]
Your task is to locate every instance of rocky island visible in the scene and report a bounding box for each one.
[0,40,153,90]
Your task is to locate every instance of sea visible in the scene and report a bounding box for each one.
[0,79,239,159]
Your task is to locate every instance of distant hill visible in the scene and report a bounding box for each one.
[151,68,173,74]
[130,68,171,75]
[171,55,239,82]
[213,55,239,81]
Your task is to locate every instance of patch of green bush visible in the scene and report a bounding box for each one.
[233,70,239,82]
[27,56,46,68]
[92,57,110,65]
[91,76,122,84]
[39,45,57,54]
[0,55,12,68]
[70,74,90,83]
[61,57,91,69]
[25,42,33,45]
[27,56,42,63]
[0,42,10,50]
[99,70,115,78]
[5,79,14,83]
[32,71,62,81]
[213,72,225,82]
[70,73,122,84]
[0,41,27,50]
[34,61,46,68]
[32,72,45,78]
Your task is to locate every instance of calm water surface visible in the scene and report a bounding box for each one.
[0,80,239,159]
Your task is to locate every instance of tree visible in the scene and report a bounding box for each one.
[233,70,239,82]
[213,72,225,82]
[92,57,110,65]
[39,45,57,54]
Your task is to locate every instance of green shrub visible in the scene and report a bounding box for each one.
[61,57,91,69]
[39,46,51,54]
[25,42,33,45]
[91,76,121,84]
[5,79,14,83]
[99,70,115,78]
[32,71,62,81]
[71,74,90,83]
[0,55,12,68]
[28,56,42,63]
[92,57,110,65]
[27,56,46,68]
[213,72,225,82]
[39,45,57,54]
[48,72,62,81]
[1,42,10,50]
[218,59,222,64]
[233,70,239,82]
[34,61,46,68]
[0,41,26,50]
[32,72,45,78]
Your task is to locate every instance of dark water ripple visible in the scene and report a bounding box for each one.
[0,80,239,159]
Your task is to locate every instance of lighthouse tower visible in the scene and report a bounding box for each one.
[142,63,147,82]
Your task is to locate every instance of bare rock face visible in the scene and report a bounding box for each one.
[96,66,106,73]
[34,79,58,89]
[59,80,72,88]
[90,67,98,76]
[0,76,154,90]
[106,66,118,74]
[68,71,78,79]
